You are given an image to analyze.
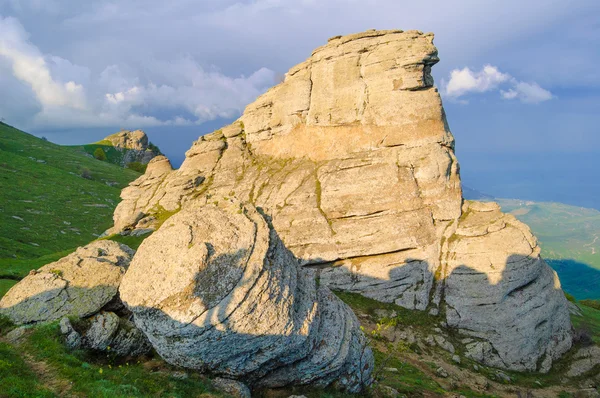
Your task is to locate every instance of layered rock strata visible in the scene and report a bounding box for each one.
[119,201,373,392]
[108,29,572,372]
[0,240,133,325]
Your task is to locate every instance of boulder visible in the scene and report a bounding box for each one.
[84,312,151,356]
[0,240,133,325]
[567,346,600,377]
[212,378,251,398]
[119,201,373,392]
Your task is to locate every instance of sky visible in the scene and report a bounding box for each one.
[1,0,599,208]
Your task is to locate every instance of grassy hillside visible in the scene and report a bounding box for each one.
[0,122,140,295]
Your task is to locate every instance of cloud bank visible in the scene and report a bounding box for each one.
[0,15,275,129]
[443,65,553,103]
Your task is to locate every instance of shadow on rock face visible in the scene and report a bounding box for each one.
[118,201,374,393]
[0,202,574,391]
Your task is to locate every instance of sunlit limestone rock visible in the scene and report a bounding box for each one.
[119,201,373,392]
[108,29,572,372]
[437,201,572,372]
[110,29,461,309]
[101,129,161,166]
[0,241,133,325]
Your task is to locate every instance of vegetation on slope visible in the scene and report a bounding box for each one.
[0,122,141,287]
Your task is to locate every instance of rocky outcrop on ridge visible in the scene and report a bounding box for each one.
[101,129,160,166]
[107,29,572,372]
[119,201,373,392]
[0,240,134,325]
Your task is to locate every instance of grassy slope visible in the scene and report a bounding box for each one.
[0,122,140,281]
[497,199,600,299]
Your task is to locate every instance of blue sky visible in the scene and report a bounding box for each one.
[1,0,599,207]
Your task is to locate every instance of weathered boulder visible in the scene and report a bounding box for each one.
[0,240,133,325]
[101,129,160,166]
[108,29,572,372]
[212,378,251,398]
[119,201,373,392]
[439,201,572,372]
[567,346,600,378]
[59,312,151,356]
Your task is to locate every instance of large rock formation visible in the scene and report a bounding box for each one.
[0,240,133,325]
[108,29,572,372]
[119,201,373,392]
[101,129,160,166]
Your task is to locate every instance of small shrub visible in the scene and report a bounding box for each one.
[580,299,600,310]
[148,142,162,155]
[41,136,48,141]
[80,168,92,180]
[50,269,63,277]
[126,161,147,173]
[573,325,594,347]
[93,147,107,161]
[0,314,15,335]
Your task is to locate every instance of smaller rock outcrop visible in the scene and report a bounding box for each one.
[0,240,133,325]
[59,312,151,357]
[439,201,572,372]
[119,201,373,393]
[101,129,161,166]
[566,346,600,377]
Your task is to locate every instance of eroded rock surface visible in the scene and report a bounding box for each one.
[119,201,373,392]
[0,240,133,325]
[439,201,572,372]
[108,29,572,372]
[109,29,461,310]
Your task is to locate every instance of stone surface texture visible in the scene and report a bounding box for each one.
[119,201,373,392]
[440,201,572,372]
[109,30,572,372]
[0,240,133,325]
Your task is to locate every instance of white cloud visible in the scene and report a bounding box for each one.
[0,16,85,110]
[501,81,553,103]
[443,64,553,104]
[445,65,511,98]
[0,15,276,129]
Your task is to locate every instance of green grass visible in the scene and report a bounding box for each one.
[17,322,222,398]
[572,301,600,344]
[333,290,437,328]
[0,250,75,280]
[0,122,143,294]
[73,143,127,166]
[0,279,17,298]
[0,122,140,259]
[0,340,55,397]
